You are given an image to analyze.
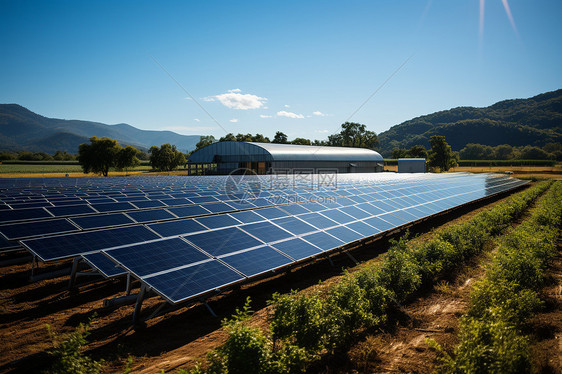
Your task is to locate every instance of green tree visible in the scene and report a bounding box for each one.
[115,145,140,172]
[149,143,186,171]
[236,133,253,142]
[251,133,270,143]
[493,144,514,160]
[459,143,494,160]
[291,138,312,145]
[77,137,122,176]
[272,131,289,144]
[195,135,216,150]
[219,133,236,142]
[392,148,408,159]
[517,146,551,160]
[327,122,378,149]
[427,135,458,172]
[407,145,428,159]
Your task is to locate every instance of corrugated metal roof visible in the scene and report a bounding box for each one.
[189,141,383,162]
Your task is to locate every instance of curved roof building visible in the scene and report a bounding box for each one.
[188,141,384,174]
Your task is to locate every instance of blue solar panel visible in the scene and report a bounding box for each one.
[363,216,397,232]
[378,213,409,226]
[160,198,192,206]
[345,221,381,237]
[0,218,78,240]
[168,205,210,218]
[299,202,327,212]
[9,201,52,209]
[0,235,20,251]
[0,207,53,223]
[319,209,356,224]
[91,202,136,212]
[148,219,206,237]
[131,200,167,209]
[355,202,386,216]
[278,204,310,215]
[325,226,363,243]
[240,221,293,243]
[270,238,323,260]
[297,212,339,229]
[184,227,263,257]
[46,204,97,217]
[143,260,245,303]
[86,198,117,204]
[71,213,135,229]
[339,205,372,220]
[82,252,127,278]
[126,209,175,223]
[22,225,160,261]
[202,202,235,214]
[220,246,292,277]
[271,216,317,236]
[229,210,265,224]
[301,231,344,251]
[195,214,241,229]
[254,207,289,220]
[104,237,210,277]
[189,196,219,204]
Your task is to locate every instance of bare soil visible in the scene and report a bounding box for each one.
[1,185,557,374]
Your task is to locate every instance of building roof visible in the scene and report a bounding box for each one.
[189,141,384,163]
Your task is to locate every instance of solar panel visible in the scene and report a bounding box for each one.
[339,205,372,220]
[378,212,409,226]
[148,219,206,237]
[229,210,265,224]
[363,216,398,232]
[271,216,317,236]
[0,207,53,223]
[0,218,78,240]
[219,246,293,277]
[104,237,211,277]
[71,213,135,230]
[82,252,127,278]
[184,227,263,257]
[22,225,160,261]
[254,207,289,220]
[278,204,310,215]
[91,201,136,213]
[159,198,192,206]
[325,226,363,243]
[319,209,356,224]
[131,200,167,209]
[345,221,381,237]
[189,196,219,204]
[201,202,235,214]
[195,214,241,229]
[46,204,97,217]
[168,205,210,218]
[270,238,323,260]
[297,212,339,229]
[240,221,293,243]
[142,260,245,303]
[126,209,176,223]
[301,231,345,251]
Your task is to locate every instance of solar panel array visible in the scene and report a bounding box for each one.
[0,173,527,305]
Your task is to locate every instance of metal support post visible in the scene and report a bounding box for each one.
[132,284,147,325]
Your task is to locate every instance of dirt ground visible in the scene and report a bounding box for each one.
[0,185,560,374]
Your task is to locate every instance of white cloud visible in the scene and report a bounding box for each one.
[229,118,239,123]
[315,129,330,133]
[202,96,215,102]
[193,118,200,122]
[284,104,290,108]
[277,110,304,119]
[260,114,273,118]
[313,111,326,116]
[209,89,267,110]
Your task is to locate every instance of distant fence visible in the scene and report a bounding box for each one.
[384,159,556,167]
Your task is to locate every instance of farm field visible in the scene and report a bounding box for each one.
[0,177,559,373]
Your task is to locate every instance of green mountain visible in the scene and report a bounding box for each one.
[377,89,562,156]
[0,104,201,154]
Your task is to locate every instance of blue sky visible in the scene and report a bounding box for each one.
[2,0,561,141]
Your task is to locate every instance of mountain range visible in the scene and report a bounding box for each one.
[1,88,561,156]
[377,89,562,156]
[0,104,200,154]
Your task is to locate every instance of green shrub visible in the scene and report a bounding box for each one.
[270,291,327,352]
[45,315,102,374]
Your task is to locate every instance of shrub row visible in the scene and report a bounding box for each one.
[185,181,551,374]
[433,181,562,373]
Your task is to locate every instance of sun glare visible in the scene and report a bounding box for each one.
[479,0,519,43]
